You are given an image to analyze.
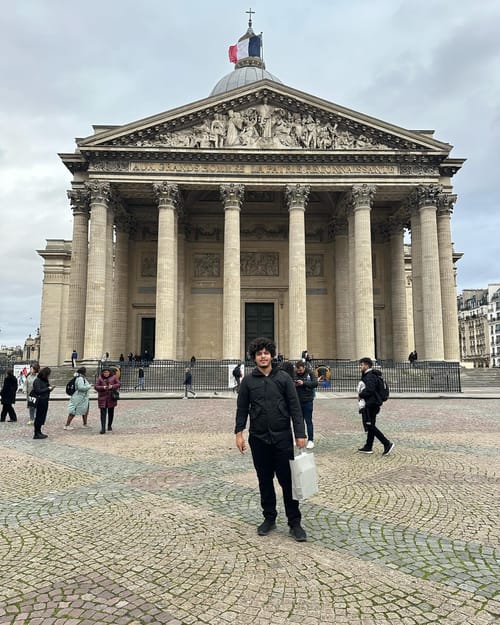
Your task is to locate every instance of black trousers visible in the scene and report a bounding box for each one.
[249,434,301,527]
[1,404,17,421]
[34,399,49,434]
[361,405,390,449]
[100,407,115,430]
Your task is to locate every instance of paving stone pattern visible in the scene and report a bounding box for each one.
[0,396,499,624]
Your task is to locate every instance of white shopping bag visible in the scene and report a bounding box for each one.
[290,451,318,501]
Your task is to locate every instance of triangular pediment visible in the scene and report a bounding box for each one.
[77,80,452,155]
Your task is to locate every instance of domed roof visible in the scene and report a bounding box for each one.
[210,18,282,96]
[210,65,282,96]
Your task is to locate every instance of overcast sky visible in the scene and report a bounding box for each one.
[1,0,499,347]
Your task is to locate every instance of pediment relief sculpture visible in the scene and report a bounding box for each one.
[130,103,394,151]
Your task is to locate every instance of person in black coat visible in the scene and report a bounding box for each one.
[236,337,308,542]
[357,357,394,456]
[31,367,55,439]
[1,369,18,422]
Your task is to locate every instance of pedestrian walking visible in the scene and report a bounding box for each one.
[64,367,92,430]
[24,363,40,425]
[235,337,308,542]
[232,363,242,392]
[95,366,121,434]
[31,367,55,439]
[357,357,394,456]
[294,360,318,449]
[1,369,18,422]
[135,367,145,390]
[183,368,196,398]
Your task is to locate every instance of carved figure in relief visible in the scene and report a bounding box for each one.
[210,118,226,148]
[226,110,244,146]
[141,255,157,277]
[194,254,220,278]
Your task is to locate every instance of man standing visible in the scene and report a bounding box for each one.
[232,362,242,392]
[235,337,308,542]
[71,349,78,368]
[294,361,318,449]
[357,357,394,456]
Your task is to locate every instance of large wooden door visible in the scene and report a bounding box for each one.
[141,318,155,359]
[245,303,274,350]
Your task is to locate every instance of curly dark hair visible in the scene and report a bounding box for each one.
[247,337,276,360]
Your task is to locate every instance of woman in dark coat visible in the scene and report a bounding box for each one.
[31,367,55,439]
[1,369,18,422]
[94,367,121,434]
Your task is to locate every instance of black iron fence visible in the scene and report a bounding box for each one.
[98,359,461,393]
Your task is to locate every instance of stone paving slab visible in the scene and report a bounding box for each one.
[0,397,499,624]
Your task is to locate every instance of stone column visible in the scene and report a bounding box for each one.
[286,184,309,360]
[347,207,356,359]
[176,219,186,360]
[351,184,376,359]
[333,216,351,358]
[153,182,179,360]
[221,183,244,360]
[65,186,90,363]
[388,219,409,361]
[103,202,115,355]
[111,212,131,359]
[409,200,424,356]
[83,181,111,360]
[437,193,460,360]
[415,184,444,360]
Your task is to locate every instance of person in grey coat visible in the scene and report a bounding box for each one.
[64,367,92,430]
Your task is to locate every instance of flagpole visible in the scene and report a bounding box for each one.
[260,32,264,80]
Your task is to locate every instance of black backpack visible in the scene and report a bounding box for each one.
[376,375,390,403]
[232,365,241,378]
[65,377,77,396]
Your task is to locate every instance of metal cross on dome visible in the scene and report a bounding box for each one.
[246,7,255,27]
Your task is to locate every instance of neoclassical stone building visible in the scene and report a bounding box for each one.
[38,28,464,365]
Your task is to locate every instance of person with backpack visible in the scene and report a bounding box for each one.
[64,367,92,430]
[232,363,242,392]
[357,357,394,456]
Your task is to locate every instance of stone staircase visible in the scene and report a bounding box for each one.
[460,367,500,389]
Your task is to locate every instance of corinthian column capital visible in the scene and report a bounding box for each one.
[437,193,457,216]
[411,184,443,210]
[220,183,245,208]
[350,183,376,209]
[67,187,90,215]
[85,180,112,204]
[285,184,310,211]
[153,182,180,208]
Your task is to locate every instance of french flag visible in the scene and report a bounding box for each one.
[228,35,261,63]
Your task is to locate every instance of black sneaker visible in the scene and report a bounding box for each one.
[383,442,395,456]
[289,524,307,542]
[257,519,276,536]
[358,447,373,454]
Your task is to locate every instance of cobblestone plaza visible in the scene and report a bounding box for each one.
[1,395,498,624]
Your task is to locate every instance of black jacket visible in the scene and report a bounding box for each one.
[32,377,51,400]
[1,374,18,404]
[294,368,318,403]
[358,368,383,408]
[235,365,305,443]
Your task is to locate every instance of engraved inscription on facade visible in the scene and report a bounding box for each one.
[241,252,279,276]
[194,253,221,278]
[129,162,398,175]
[306,254,324,277]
